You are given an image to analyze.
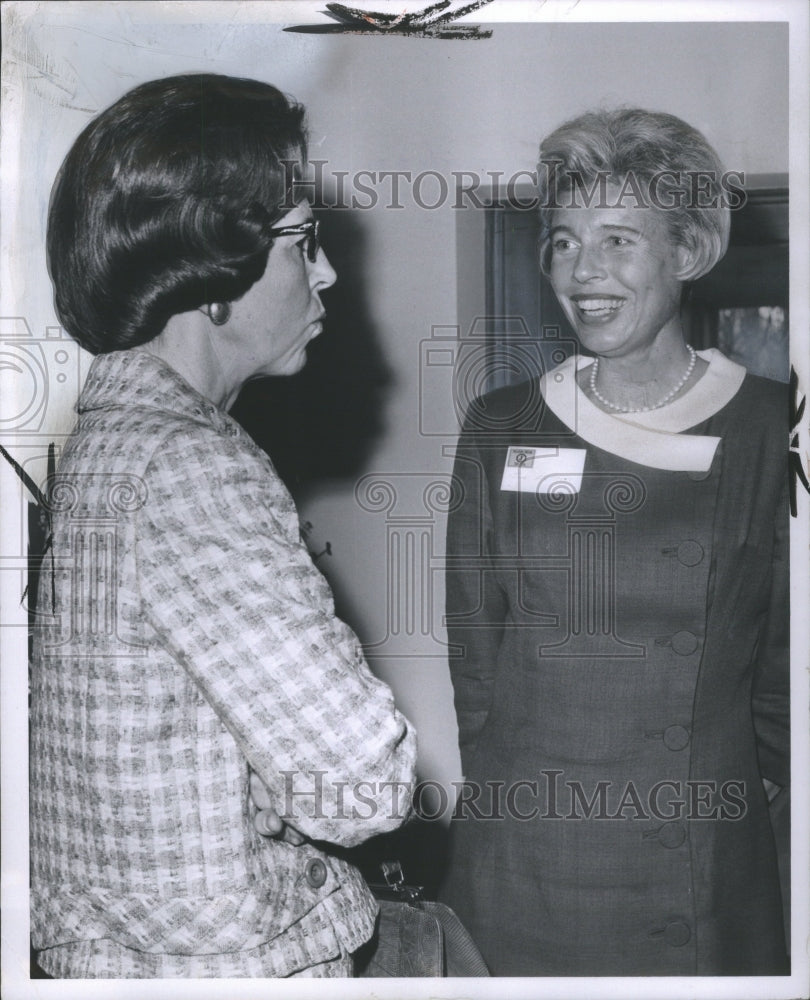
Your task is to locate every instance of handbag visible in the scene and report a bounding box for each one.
[355,861,489,977]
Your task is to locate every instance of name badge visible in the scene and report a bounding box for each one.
[500,446,586,494]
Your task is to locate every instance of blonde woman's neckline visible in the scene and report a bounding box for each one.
[539,349,746,445]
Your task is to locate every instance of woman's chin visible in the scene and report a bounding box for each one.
[261,353,309,379]
[573,327,629,357]
[287,351,310,376]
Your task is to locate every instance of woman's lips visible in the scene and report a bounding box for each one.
[571,296,625,320]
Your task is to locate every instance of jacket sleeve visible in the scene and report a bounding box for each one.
[136,426,417,848]
[751,473,790,790]
[445,415,508,776]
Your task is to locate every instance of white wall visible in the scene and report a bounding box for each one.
[1,5,791,795]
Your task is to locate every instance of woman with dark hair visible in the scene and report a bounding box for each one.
[30,73,416,979]
[441,108,789,976]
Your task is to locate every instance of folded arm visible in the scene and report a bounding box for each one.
[137,427,417,847]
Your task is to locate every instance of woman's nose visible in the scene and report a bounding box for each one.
[312,247,337,290]
[573,245,606,282]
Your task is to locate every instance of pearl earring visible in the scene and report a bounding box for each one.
[206,302,232,326]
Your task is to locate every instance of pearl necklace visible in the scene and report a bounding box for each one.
[588,346,697,413]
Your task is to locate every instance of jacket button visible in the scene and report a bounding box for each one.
[671,630,698,655]
[676,540,704,566]
[663,725,690,751]
[305,858,328,888]
[663,921,691,947]
[658,822,687,849]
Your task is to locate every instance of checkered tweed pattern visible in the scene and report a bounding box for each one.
[29,350,417,978]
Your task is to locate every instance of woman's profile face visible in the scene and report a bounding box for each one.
[548,188,688,361]
[227,200,336,379]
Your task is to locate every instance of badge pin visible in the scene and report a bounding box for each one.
[507,447,535,469]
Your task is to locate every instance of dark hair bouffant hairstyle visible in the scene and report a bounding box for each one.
[537,107,732,281]
[47,73,307,354]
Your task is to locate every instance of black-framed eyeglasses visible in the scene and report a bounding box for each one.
[265,219,320,263]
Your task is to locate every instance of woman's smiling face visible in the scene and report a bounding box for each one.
[548,191,689,361]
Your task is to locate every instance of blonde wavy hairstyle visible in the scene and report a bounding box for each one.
[537,108,733,281]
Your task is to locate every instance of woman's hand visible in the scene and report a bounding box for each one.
[249,770,305,845]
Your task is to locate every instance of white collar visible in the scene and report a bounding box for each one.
[538,349,746,471]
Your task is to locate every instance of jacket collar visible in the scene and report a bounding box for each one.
[539,349,745,471]
[78,349,238,435]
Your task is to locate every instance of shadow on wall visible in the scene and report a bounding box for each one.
[232,210,392,500]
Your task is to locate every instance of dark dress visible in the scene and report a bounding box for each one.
[440,352,789,976]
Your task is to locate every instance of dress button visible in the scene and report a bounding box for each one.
[663,921,691,947]
[663,725,690,751]
[671,630,698,655]
[305,858,328,888]
[676,540,704,566]
[658,821,687,849]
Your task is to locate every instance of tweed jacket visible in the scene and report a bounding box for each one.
[441,351,789,976]
[29,350,417,978]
